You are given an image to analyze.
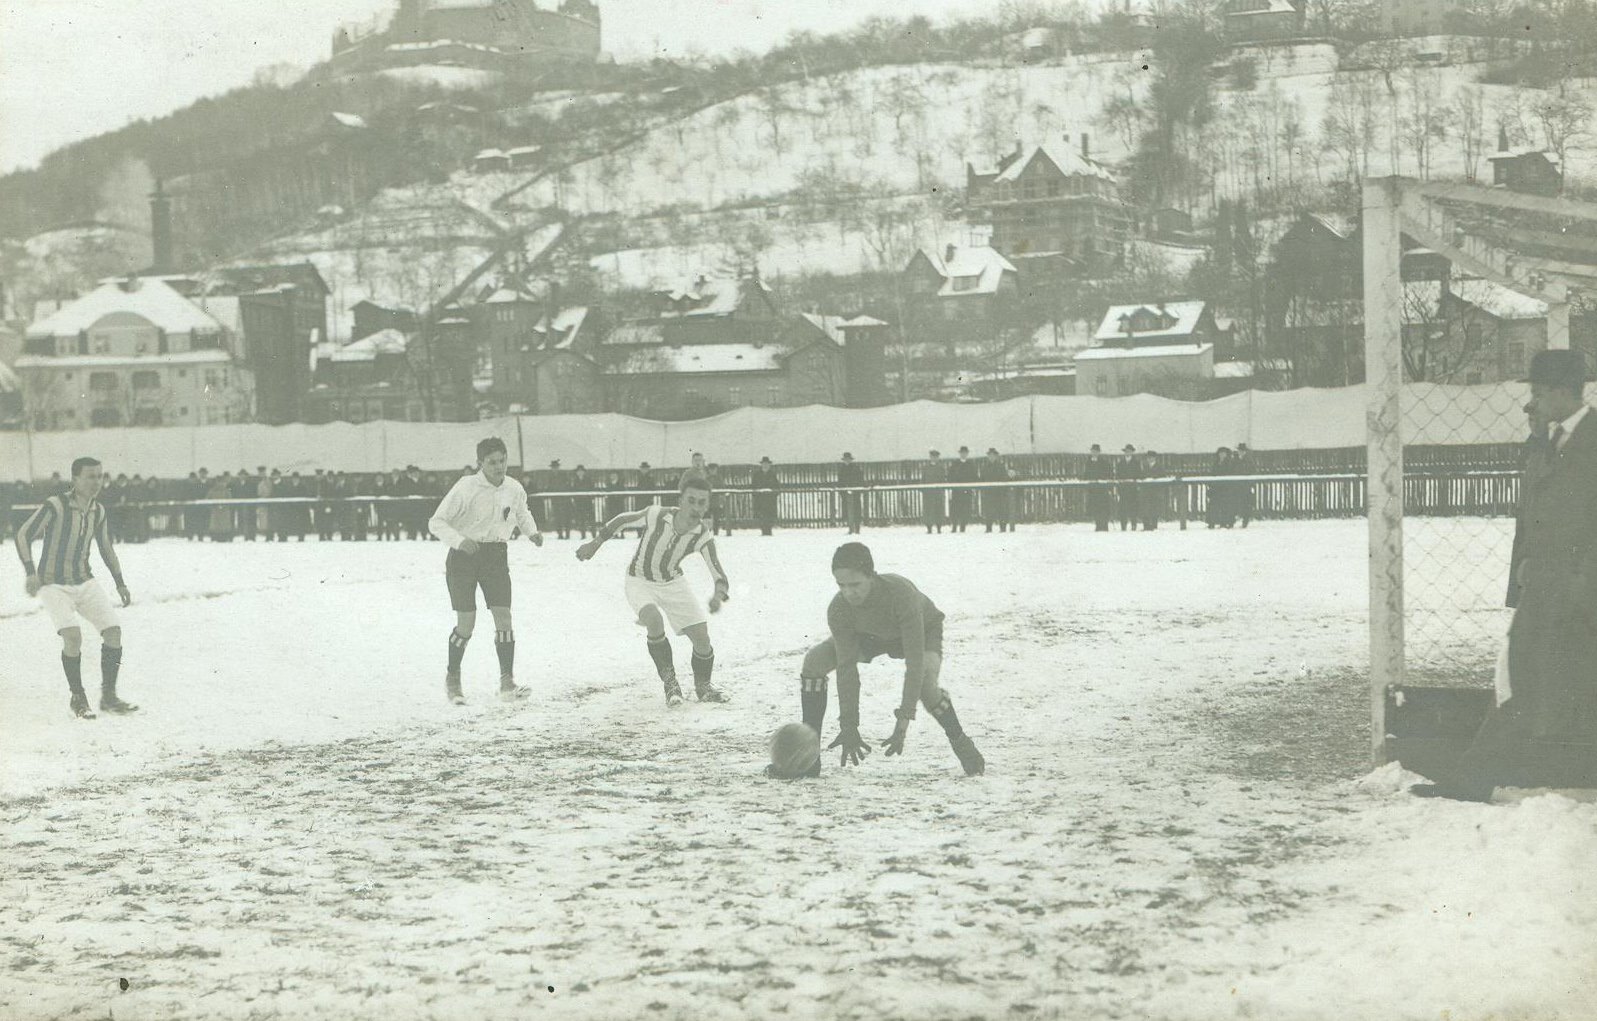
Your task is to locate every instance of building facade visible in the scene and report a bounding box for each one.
[17,277,254,429]
[966,140,1131,273]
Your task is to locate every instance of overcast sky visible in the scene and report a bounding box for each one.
[0,0,1003,175]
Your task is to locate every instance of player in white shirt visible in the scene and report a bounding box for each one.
[428,437,543,704]
[577,471,730,706]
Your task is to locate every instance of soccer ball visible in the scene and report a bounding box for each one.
[768,722,821,779]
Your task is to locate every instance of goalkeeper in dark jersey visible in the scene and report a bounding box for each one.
[787,542,985,776]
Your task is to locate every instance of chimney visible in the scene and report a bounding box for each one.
[1081,132,1090,160]
[1497,124,1510,152]
[945,243,957,264]
[150,179,173,274]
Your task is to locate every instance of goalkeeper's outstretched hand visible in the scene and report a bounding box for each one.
[827,727,872,767]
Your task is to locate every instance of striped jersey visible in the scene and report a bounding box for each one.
[19,493,113,585]
[627,504,721,584]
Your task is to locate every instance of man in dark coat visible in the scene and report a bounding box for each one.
[1413,350,1597,802]
[1506,405,1553,608]
[571,465,596,538]
[838,452,865,535]
[1114,445,1141,532]
[921,450,948,534]
[979,447,1014,533]
[948,446,978,532]
[1233,442,1257,528]
[752,456,781,536]
[546,460,572,540]
[1084,444,1112,531]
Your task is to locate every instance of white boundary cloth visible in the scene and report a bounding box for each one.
[38,580,120,633]
[625,574,708,635]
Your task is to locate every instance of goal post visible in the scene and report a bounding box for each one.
[1364,176,1597,768]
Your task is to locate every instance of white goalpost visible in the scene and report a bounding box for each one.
[1363,176,1597,767]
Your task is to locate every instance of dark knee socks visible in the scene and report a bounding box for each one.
[447,628,471,675]
[495,630,514,677]
[691,648,714,688]
[646,635,674,680]
[928,692,966,741]
[801,675,829,735]
[101,646,122,692]
[61,653,85,697]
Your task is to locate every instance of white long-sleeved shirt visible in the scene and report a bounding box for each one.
[428,472,540,550]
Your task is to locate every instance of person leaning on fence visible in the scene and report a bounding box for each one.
[980,447,1014,533]
[752,456,781,536]
[838,452,865,534]
[1114,445,1141,531]
[1412,349,1597,803]
[921,450,948,534]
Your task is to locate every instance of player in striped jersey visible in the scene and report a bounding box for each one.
[13,457,136,719]
[576,471,730,706]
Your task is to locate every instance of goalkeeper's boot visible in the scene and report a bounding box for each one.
[498,675,531,702]
[695,680,728,703]
[70,691,97,720]
[950,735,986,776]
[662,670,684,708]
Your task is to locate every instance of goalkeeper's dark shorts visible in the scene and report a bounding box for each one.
[445,542,511,611]
[856,618,944,661]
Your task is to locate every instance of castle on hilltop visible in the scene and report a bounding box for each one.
[332,0,601,73]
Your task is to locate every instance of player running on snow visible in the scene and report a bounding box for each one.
[576,471,730,706]
[428,437,543,705]
[792,542,986,776]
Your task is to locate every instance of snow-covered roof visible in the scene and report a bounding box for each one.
[331,112,368,129]
[1406,278,1550,323]
[329,328,408,362]
[193,295,242,335]
[474,148,509,160]
[989,144,1116,185]
[799,314,850,345]
[842,314,888,328]
[14,350,234,369]
[1489,147,1561,168]
[1227,0,1303,17]
[913,246,1017,297]
[542,306,588,348]
[1074,343,1213,361]
[507,145,541,157]
[605,343,785,375]
[26,279,228,339]
[652,275,766,318]
[1295,211,1356,241]
[1093,301,1210,343]
[484,286,535,304]
[605,323,665,345]
[387,39,502,55]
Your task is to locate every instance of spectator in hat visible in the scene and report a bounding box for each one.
[1413,348,1597,802]
[1140,450,1162,531]
[1114,445,1141,532]
[571,465,596,539]
[1233,443,1256,528]
[752,456,781,536]
[546,460,572,540]
[948,446,978,532]
[980,447,1015,533]
[838,452,865,534]
[1084,444,1112,532]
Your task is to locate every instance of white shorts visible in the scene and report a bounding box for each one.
[625,574,708,635]
[38,580,120,634]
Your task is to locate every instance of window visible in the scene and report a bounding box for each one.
[767,385,781,405]
[1506,341,1525,375]
[204,369,228,390]
[1095,377,1108,396]
[1047,180,1061,197]
[89,371,118,391]
[177,370,187,379]
[90,333,111,354]
[90,407,121,427]
[132,370,161,390]
[132,408,163,427]
[951,275,981,293]
[728,386,742,405]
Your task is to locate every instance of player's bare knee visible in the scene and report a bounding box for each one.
[636,605,665,637]
[801,639,837,678]
[488,606,513,631]
[59,627,83,655]
[685,624,711,655]
[455,611,476,637]
[102,626,121,649]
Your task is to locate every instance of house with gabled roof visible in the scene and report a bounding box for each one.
[966,137,1131,273]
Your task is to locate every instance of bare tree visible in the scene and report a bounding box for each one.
[1399,67,1452,181]
[1453,85,1487,182]
[1532,90,1593,187]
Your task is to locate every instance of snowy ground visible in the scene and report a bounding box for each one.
[2,520,1593,1021]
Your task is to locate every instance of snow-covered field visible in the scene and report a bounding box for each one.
[2,520,1594,1021]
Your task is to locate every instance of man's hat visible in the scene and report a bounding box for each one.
[1523,348,1588,388]
[986,447,1000,455]
[1122,444,1136,453]
[759,456,773,464]
[841,452,854,460]
[958,445,969,454]
[549,459,561,468]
